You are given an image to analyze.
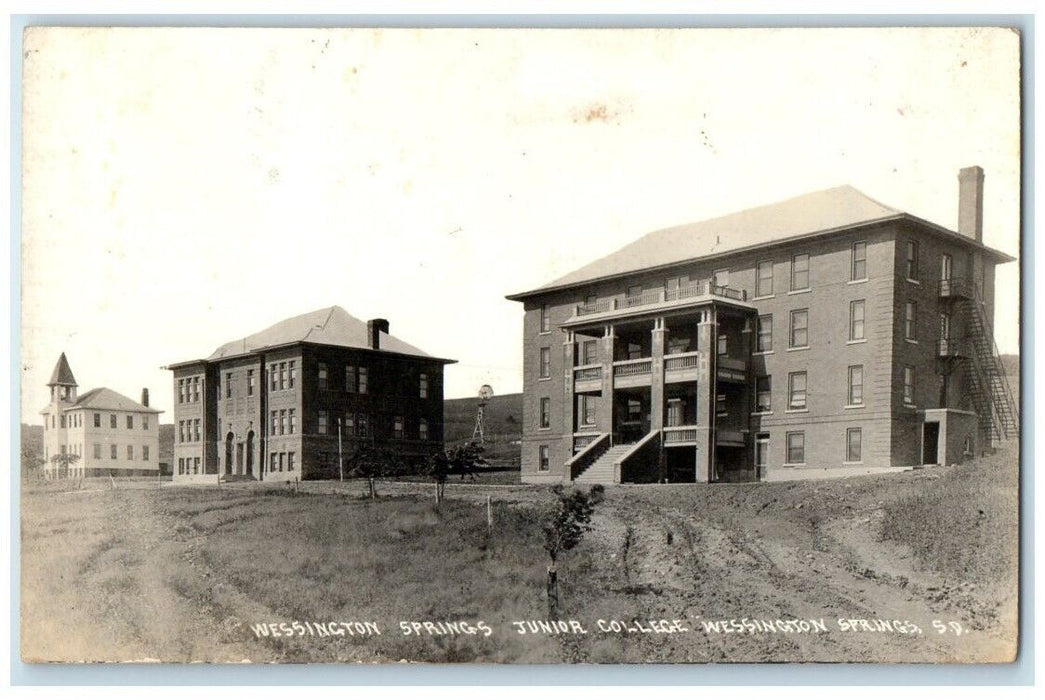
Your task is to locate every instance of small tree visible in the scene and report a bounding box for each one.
[50,452,81,480]
[21,447,44,483]
[542,484,602,617]
[426,441,486,504]
[346,444,405,499]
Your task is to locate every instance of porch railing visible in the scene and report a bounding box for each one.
[664,351,700,371]
[566,433,611,481]
[573,364,602,382]
[613,358,653,377]
[663,426,699,444]
[575,280,748,317]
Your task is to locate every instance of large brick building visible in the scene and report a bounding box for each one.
[507,167,1018,484]
[167,306,454,482]
[39,353,162,479]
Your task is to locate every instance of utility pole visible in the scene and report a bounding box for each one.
[338,416,344,482]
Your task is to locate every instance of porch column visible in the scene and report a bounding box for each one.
[562,331,575,440]
[650,317,666,432]
[599,324,615,439]
[694,309,715,483]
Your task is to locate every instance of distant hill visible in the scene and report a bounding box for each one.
[999,354,1019,379]
[444,393,523,444]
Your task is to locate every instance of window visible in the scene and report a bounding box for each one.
[318,410,328,435]
[940,313,951,344]
[755,376,772,412]
[127,445,134,460]
[248,369,255,396]
[317,362,328,390]
[713,269,730,288]
[110,444,117,460]
[665,276,682,299]
[178,379,184,404]
[288,409,296,434]
[717,334,728,356]
[110,414,117,429]
[178,421,184,443]
[394,416,404,439]
[270,453,278,471]
[539,347,551,379]
[846,428,863,463]
[904,301,917,341]
[344,366,357,393]
[850,300,866,341]
[581,395,596,426]
[848,365,864,405]
[126,415,133,429]
[279,362,287,390]
[789,309,808,348]
[289,361,296,388]
[905,240,919,280]
[756,315,772,352]
[271,364,279,390]
[903,366,915,405]
[280,409,287,436]
[288,452,296,472]
[225,373,233,398]
[626,341,643,360]
[581,340,597,365]
[194,457,200,474]
[788,372,807,410]
[941,253,953,282]
[143,416,149,430]
[194,419,200,442]
[716,393,727,416]
[852,241,867,280]
[358,367,368,394]
[419,419,429,442]
[357,413,369,438]
[193,377,200,402]
[756,260,773,297]
[786,432,805,464]
[94,413,100,427]
[419,373,429,399]
[178,458,184,475]
[627,399,642,420]
[540,397,551,429]
[93,443,101,459]
[60,414,66,428]
[538,445,550,471]
[791,253,809,291]
[540,304,551,333]
[143,446,150,461]
[626,284,643,299]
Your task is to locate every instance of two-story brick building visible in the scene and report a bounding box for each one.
[167,306,454,482]
[39,353,162,479]
[507,167,1018,484]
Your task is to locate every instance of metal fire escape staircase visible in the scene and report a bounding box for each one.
[946,280,1019,442]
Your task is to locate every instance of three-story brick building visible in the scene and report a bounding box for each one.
[507,167,1017,484]
[167,306,454,482]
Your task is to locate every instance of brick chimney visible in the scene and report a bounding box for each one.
[367,318,389,350]
[141,388,150,407]
[958,166,984,243]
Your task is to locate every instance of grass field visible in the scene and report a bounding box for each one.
[21,439,1019,664]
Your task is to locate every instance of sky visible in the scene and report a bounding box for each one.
[20,26,1021,421]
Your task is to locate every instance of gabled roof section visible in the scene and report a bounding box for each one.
[507,185,1013,300]
[48,352,77,386]
[72,387,161,414]
[206,306,440,361]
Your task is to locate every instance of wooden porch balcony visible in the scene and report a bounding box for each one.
[565,280,752,326]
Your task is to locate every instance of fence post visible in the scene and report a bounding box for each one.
[486,495,493,532]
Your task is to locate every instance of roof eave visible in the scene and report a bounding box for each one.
[506,213,1016,301]
[173,340,455,366]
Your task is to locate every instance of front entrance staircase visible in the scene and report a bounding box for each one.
[573,443,635,484]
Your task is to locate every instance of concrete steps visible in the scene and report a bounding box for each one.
[574,444,634,485]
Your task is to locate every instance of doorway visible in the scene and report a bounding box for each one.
[225,432,234,475]
[246,431,255,477]
[922,422,940,465]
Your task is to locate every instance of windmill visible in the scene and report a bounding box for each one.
[472,384,494,444]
